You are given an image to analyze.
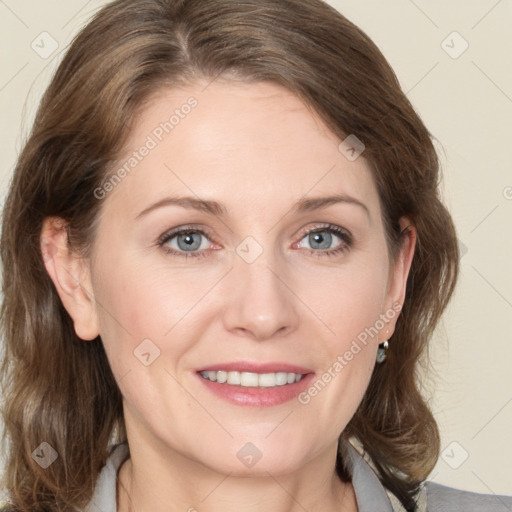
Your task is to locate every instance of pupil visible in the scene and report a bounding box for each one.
[311,231,331,249]
[178,232,200,251]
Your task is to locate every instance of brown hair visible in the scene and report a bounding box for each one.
[0,0,459,510]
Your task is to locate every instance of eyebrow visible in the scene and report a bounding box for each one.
[135,193,370,220]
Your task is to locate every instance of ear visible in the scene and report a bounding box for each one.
[40,217,99,341]
[379,216,416,342]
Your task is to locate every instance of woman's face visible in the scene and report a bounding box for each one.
[48,80,413,476]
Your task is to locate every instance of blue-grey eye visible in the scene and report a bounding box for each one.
[166,231,209,252]
[301,230,340,250]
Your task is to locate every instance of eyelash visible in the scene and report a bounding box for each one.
[157,223,353,260]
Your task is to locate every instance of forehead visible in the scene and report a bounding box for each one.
[103,80,379,219]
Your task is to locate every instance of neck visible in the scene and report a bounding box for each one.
[116,442,357,512]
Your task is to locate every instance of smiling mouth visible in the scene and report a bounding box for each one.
[199,370,304,388]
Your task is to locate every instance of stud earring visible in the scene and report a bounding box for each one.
[376,340,388,363]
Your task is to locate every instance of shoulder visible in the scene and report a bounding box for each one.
[424,481,512,511]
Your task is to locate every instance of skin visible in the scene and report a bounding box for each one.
[41,80,415,512]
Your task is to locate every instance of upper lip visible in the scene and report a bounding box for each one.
[196,361,314,374]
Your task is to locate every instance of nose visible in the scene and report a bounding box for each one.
[221,252,300,342]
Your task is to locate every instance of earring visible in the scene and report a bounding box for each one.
[376,340,389,363]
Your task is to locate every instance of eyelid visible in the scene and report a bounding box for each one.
[157,224,216,245]
[296,223,352,243]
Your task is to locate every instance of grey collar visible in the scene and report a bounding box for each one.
[343,440,395,511]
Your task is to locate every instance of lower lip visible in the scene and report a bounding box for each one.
[196,372,315,407]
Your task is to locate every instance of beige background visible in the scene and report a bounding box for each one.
[0,0,511,498]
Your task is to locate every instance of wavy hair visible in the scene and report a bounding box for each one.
[0,0,459,510]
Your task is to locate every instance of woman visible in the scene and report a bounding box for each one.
[0,0,510,511]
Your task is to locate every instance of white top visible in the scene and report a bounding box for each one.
[82,441,511,512]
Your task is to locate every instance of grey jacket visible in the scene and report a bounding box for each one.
[81,442,511,512]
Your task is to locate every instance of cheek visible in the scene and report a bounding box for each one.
[90,258,197,421]
[297,292,380,450]
[295,256,388,417]
[90,248,227,394]
[92,252,212,340]
[302,256,389,345]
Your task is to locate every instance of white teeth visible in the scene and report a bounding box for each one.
[200,370,304,387]
[275,372,288,385]
[227,371,241,385]
[258,373,277,387]
[240,372,259,387]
